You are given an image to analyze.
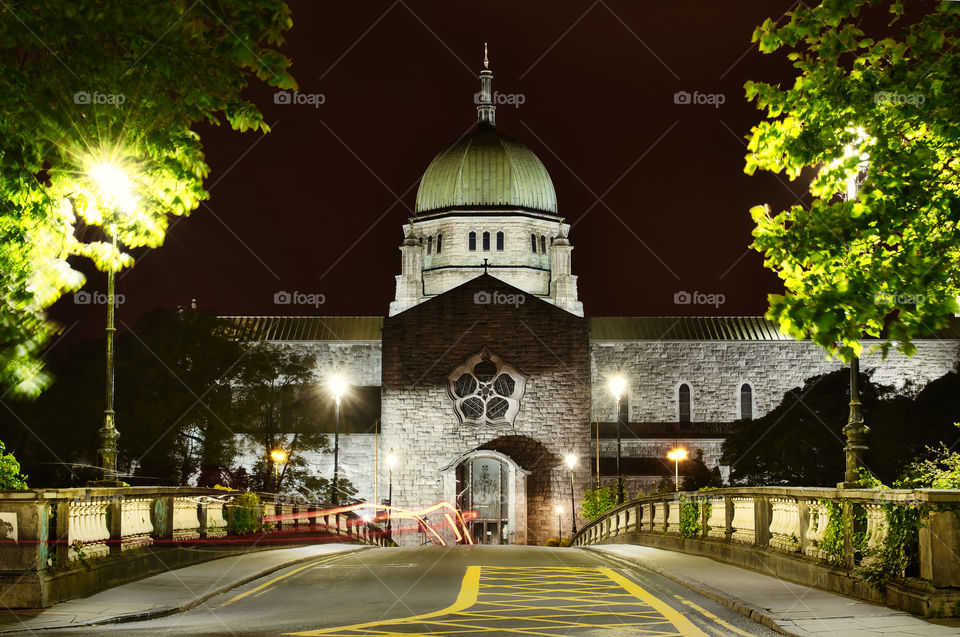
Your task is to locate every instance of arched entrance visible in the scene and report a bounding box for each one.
[440,450,529,545]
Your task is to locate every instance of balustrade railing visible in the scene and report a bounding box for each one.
[571,486,960,596]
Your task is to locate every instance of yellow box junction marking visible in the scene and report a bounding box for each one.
[288,565,708,636]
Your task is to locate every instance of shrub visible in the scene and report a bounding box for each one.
[581,485,617,520]
[232,492,260,534]
[0,440,27,490]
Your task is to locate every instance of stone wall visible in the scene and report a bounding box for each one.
[381,274,591,546]
[590,340,960,423]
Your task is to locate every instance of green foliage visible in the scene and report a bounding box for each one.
[746,0,960,362]
[896,428,960,489]
[680,450,724,491]
[581,485,617,520]
[0,0,296,397]
[0,440,27,489]
[232,492,260,535]
[545,537,570,547]
[678,496,702,539]
[648,478,677,496]
[818,500,846,562]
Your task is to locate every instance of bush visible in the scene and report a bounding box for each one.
[232,492,260,534]
[0,440,27,490]
[581,485,617,520]
[545,537,570,547]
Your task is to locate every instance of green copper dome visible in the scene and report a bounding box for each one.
[414,124,558,215]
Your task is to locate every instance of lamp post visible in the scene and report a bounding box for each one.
[270,448,288,491]
[564,454,577,536]
[608,375,627,504]
[667,448,687,492]
[329,373,348,505]
[386,449,398,542]
[839,128,872,487]
[87,160,137,487]
[555,505,563,541]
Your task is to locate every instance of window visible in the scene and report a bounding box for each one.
[678,383,691,423]
[426,236,433,255]
[469,231,476,251]
[436,234,442,253]
[448,349,528,427]
[482,231,490,251]
[531,234,537,252]
[496,231,504,251]
[540,235,547,253]
[740,383,753,420]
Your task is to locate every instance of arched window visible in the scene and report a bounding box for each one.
[426,236,433,255]
[740,383,753,420]
[436,234,443,254]
[540,235,547,253]
[482,231,490,251]
[496,231,504,251]
[678,383,691,423]
[469,231,476,251]
[531,234,537,252]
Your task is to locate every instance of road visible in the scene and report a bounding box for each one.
[45,546,779,636]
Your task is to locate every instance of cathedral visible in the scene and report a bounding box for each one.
[226,53,960,546]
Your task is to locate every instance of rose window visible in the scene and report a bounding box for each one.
[447,349,526,427]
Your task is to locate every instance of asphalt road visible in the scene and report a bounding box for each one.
[49,546,780,636]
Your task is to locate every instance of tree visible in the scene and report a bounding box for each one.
[745,0,960,363]
[720,368,960,486]
[231,345,330,493]
[680,450,724,492]
[0,0,296,396]
[0,440,27,489]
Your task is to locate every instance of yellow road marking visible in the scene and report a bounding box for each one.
[673,595,756,637]
[287,565,481,636]
[289,566,711,636]
[219,559,326,608]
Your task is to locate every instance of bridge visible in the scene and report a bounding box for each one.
[1,486,959,635]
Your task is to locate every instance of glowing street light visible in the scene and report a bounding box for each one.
[86,156,138,487]
[270,448,288,491]
[329,373,348,505]
[564,454,578,537]
[607,374,628,504]
[667,448,688,492]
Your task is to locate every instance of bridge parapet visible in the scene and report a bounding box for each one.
[572,486,960,616]
[0,486,391,608]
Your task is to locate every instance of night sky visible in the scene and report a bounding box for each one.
[50,0,808,339]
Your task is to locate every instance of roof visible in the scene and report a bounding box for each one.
[590,316,789,341]
[221,316,383,342]
[590,316,960,341]
[414,124,558,215]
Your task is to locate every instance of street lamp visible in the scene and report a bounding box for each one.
[564,454,577,536]
[87,158,138,487]
[667,448,687,492]
[608,374,627,504]
[555,505,563,541]
[329,373,348,505]
[386,449,398,542]
[270,448,288,491]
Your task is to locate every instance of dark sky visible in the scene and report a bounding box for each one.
[50,0,808,338]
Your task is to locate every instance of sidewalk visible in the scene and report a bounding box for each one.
[0,543,370,634]
[588,544,960,636]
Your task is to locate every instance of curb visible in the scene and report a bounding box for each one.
[0,545,375,634]
[583,546,798,636]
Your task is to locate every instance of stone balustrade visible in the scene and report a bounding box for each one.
[0,486,393,609]
[571,486,960,616]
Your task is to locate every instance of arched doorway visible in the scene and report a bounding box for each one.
[440,450,529,545]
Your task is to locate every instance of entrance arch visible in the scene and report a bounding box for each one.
[440,450,529,545]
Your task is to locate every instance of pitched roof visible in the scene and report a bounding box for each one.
[220,316,383,342]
